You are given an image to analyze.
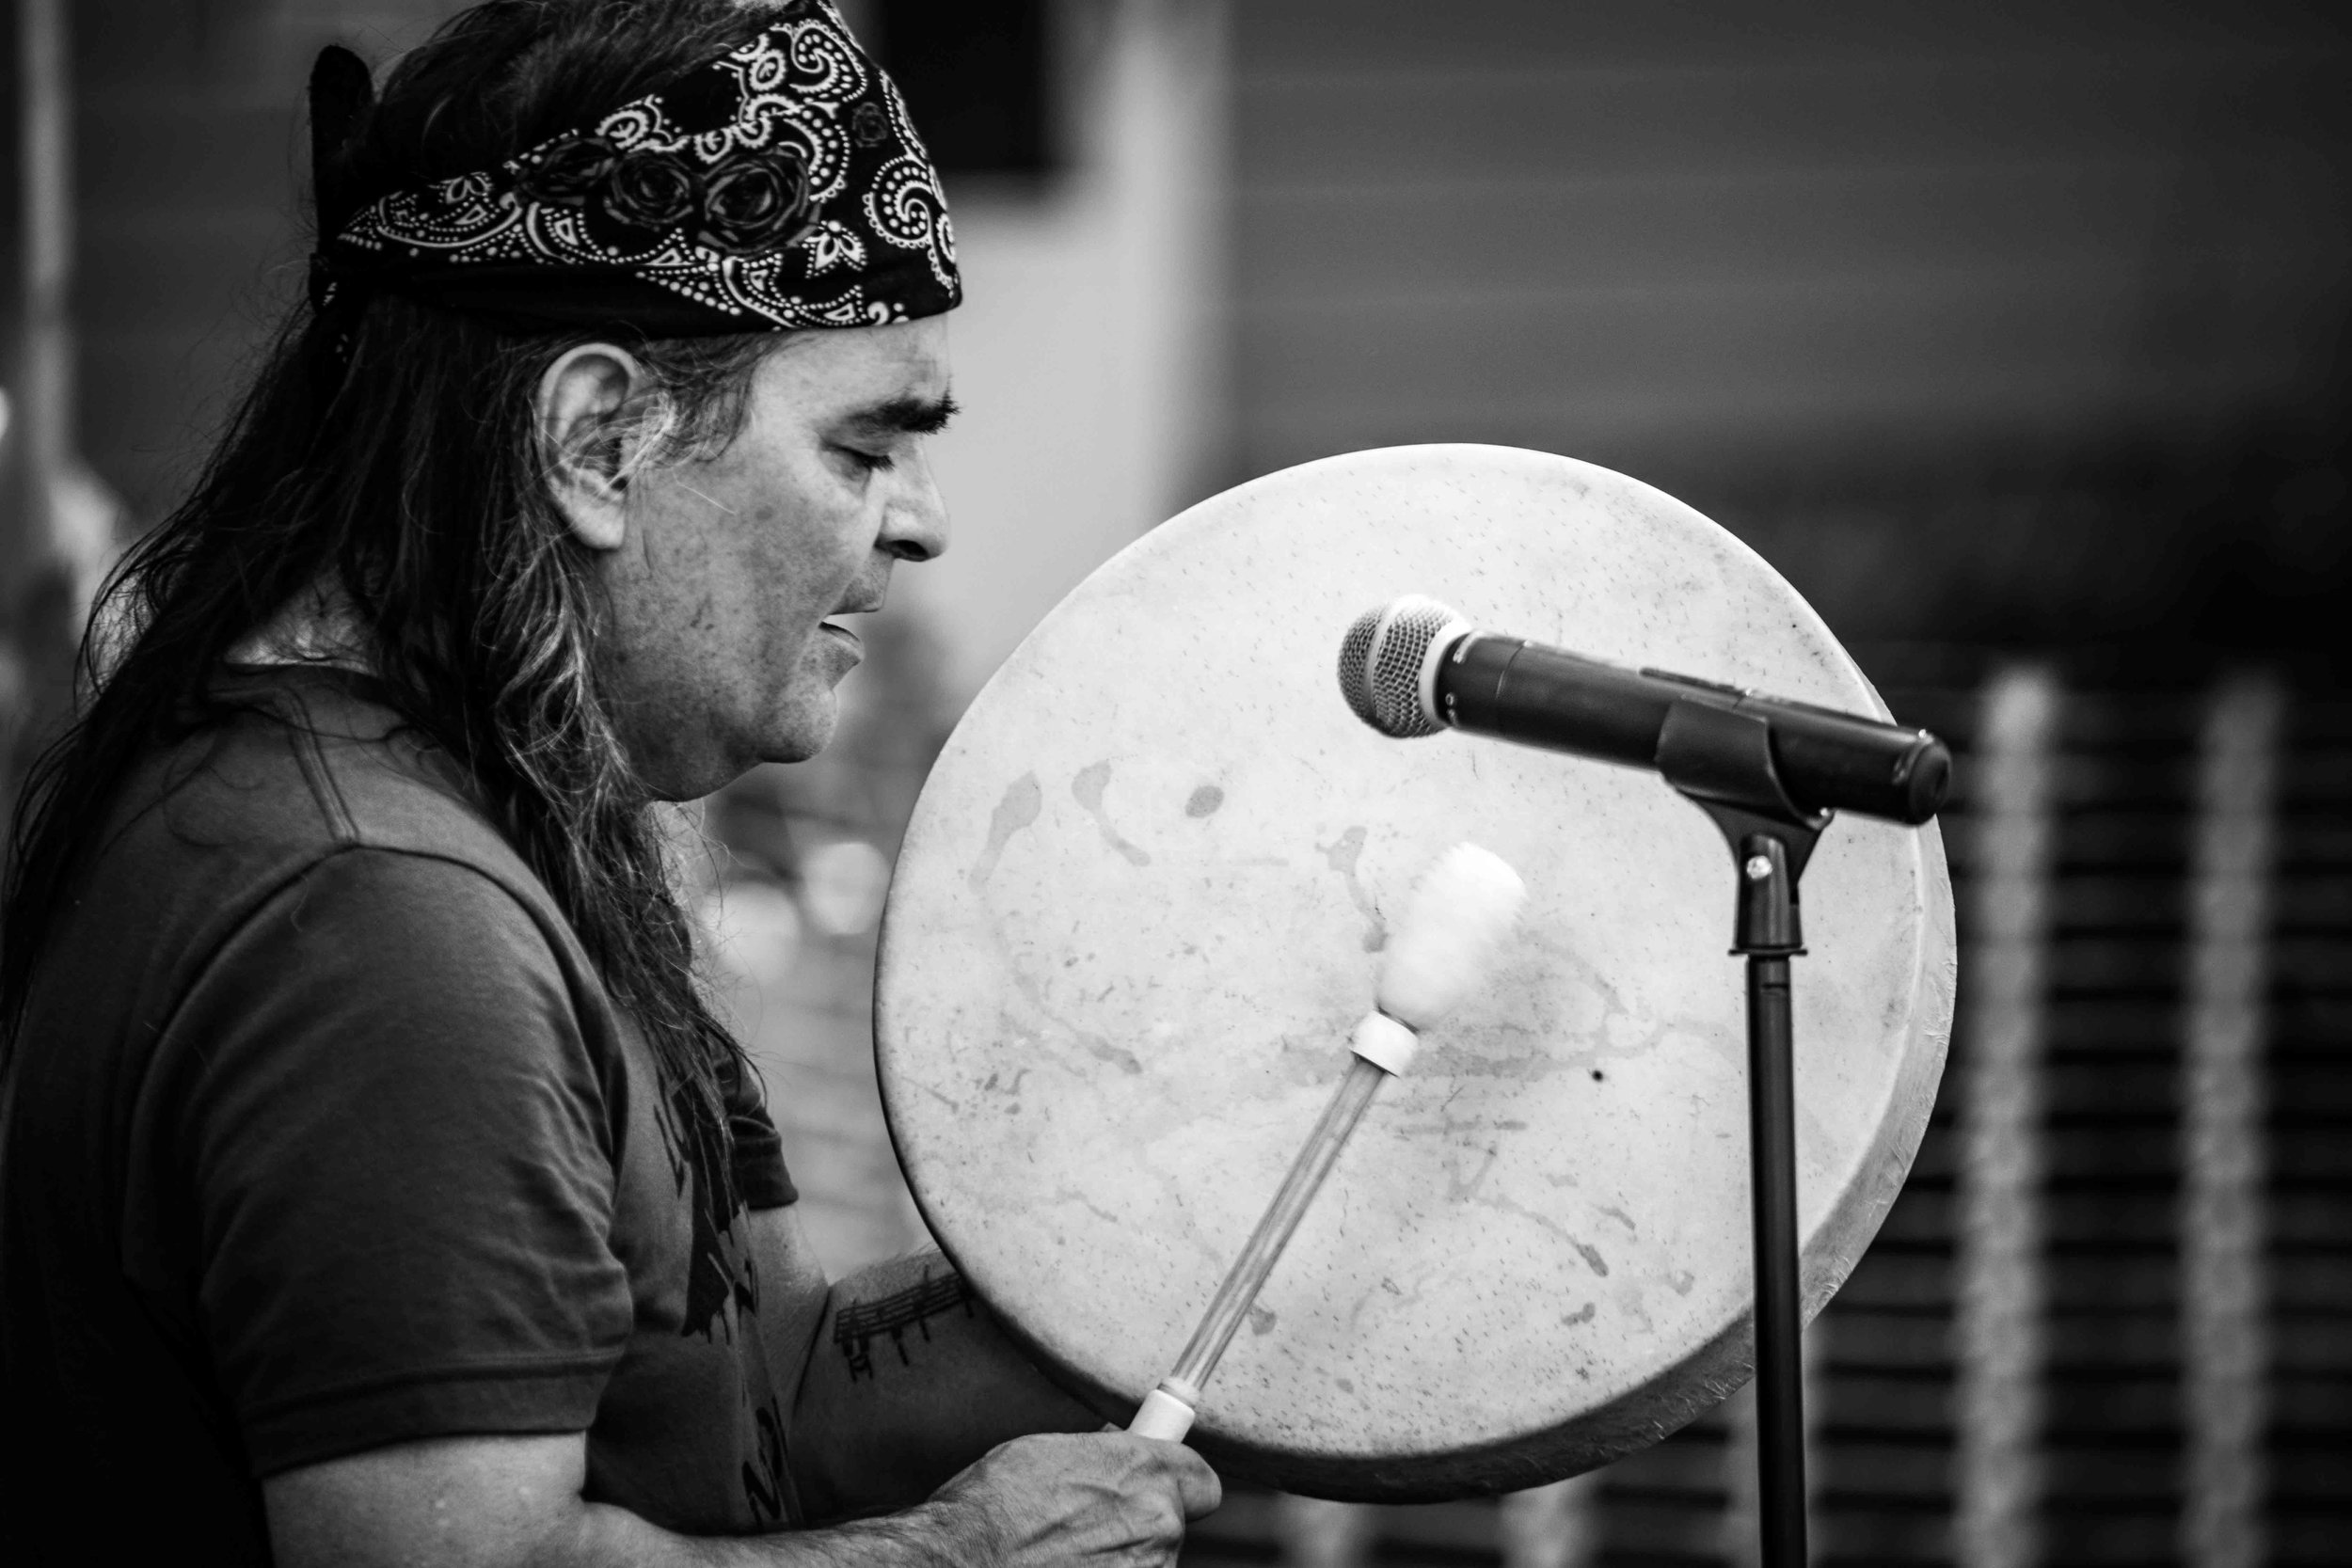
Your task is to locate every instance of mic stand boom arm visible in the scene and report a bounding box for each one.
[1652,694,1829,1568]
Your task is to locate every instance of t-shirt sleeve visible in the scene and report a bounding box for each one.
[719,1048,796,1212]
[169,848,634,1478]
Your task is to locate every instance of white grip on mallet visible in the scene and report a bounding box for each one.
[1349,1010,1420,1075]
[1128,1377,1202,1442]
[1125,843,1526,1443]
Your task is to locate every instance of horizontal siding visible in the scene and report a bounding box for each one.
[1232,1,2352,494]
[68,0,469,518]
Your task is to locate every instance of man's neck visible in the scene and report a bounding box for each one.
[228,579,369,672]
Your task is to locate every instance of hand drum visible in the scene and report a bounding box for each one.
[873,445,1953,1500]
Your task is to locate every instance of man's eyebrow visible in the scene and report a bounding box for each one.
[840,392,959,438]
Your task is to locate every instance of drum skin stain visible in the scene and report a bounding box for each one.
[1445,1146,1502,1203]
[1054,1183,1125,1230]
[1563,1303,1597,1326]
[1082,1035,1144,1075]
[1314,824,1385,951]
[968,772,1042,889]
[1468,1186,1617,1283]
[1248,1306,1277,1336]
[1185,784,1224,817]
[1072,761,1151,866]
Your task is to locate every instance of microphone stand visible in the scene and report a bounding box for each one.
[1652,696,1830,1568]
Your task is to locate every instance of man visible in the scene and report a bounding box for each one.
[0,2,1218,1561]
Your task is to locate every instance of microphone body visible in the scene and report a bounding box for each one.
[1343,599,1950,825]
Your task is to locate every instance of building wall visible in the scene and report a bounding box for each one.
[902,0,1230,706]
[1232,0,2348,487]
[1227,0,2350,641]
[72,0,466,524]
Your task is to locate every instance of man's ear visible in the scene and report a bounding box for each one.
[538,343,645,553]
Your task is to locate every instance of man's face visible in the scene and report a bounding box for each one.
[594,316,953,799]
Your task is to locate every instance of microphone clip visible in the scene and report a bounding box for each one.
[1653,695,1826,957]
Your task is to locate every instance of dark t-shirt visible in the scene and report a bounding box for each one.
[0,670,803,1561]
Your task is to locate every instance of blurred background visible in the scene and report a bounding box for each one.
[3,1,2346,1562]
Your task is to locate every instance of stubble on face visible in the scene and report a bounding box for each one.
[592,318,953,801]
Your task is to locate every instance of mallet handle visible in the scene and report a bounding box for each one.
[1129,1053,1391,1440]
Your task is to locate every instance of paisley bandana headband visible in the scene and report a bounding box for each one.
[311,1,959,337]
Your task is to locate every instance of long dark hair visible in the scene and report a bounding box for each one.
[1,1,792,1121]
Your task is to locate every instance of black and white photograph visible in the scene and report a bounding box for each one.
[1,3,2345,1564]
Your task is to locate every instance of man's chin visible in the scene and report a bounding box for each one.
[762,693,840,766]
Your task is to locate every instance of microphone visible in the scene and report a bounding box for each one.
[1338,596,1950,825]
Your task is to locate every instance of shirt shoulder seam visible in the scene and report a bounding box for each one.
[276,688,364,846]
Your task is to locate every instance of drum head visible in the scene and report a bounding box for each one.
[875,446,1952,1500]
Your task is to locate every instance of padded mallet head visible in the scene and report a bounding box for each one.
[1375,843,1527,1030]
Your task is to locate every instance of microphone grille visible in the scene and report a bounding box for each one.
[1337,596,1469,738]
[1337,608,1382,728]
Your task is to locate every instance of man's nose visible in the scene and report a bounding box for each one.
[882,446,947,562]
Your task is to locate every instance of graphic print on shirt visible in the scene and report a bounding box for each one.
[654,1069,749,1338]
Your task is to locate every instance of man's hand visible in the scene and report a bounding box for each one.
[928,1432,1222,1566]
[264,1428,1219,1566]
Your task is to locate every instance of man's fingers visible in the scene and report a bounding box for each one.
[955,1429,1218,1560]
[1089,1430,1220,1521]
[1153,1444,1222,1520]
